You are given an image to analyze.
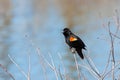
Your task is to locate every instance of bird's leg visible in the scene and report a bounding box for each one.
[70,47,76,54]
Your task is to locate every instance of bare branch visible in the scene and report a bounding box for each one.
[27,52,31,80]
[8,55,28,79]
[73,54,81,79]
[25,35,48,80]
[0,64,15,80]
[115,9,120,34]
[57,53,66,74]
[102,50,111,77]
[84,54,101,78]
[102,62,120,79]
[111,33,120,39]
[78,63,100,80]
[108,21,115,80]
[48,52,59,80]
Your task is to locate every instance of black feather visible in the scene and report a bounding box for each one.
[63,28,86,59]
[76,48,84,59]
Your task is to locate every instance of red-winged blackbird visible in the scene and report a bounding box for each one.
[63,28,86,59]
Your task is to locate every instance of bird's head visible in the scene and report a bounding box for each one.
[63,28,72,37]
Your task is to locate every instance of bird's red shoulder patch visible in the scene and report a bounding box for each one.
[69,36,77,42]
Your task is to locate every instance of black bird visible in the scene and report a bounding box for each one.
[63,28,86,59]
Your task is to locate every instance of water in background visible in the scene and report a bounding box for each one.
[0,0,120,80]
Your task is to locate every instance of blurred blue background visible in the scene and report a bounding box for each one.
[0,0,120,80]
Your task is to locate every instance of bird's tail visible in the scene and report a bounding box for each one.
[76,48,84,59]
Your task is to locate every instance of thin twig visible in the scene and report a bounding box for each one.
[57,53,66,74]
[78,64,100,80]
[26,35,48,80]
[8,55,28,79]
[27,52,31,80]
[108,21,115,80]
[84,54,101,78]
[102,50,111,77]
[36,48,54,70]
[58,66,63,80]
[57,53,67,79]
[36,48,60,80]
[102,62,120,79]
[48,52,59,80]
[115,9,120,35]
[0,64,15,80]
[36,48,49,80]
[111,33,120,39]
[73,54,80,80]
